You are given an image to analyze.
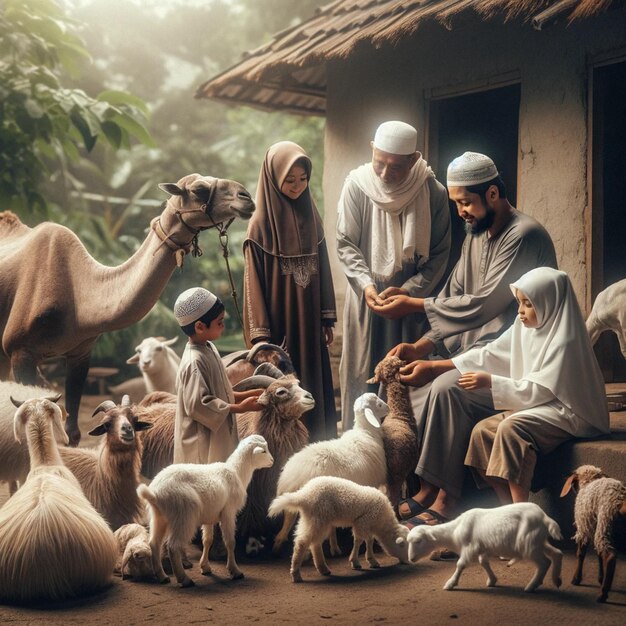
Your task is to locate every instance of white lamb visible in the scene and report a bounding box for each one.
[407,503,563,592]
[127,336,180,394]
[269,476,409,582]
[114,523,154,581]
[0,395,116,604]
[272,392,389,554]
[138,434,273,588]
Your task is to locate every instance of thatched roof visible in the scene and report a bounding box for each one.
[196,0,617,115]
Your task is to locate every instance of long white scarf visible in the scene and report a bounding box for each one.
[348,157,433,281]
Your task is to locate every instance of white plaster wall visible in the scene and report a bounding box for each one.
[322,11,626,332]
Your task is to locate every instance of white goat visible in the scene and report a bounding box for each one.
[269,476,409,582]
[127,336,180,394]
[0,395,116,604]
[586,279,626,357]
[114,523,154,581]
[561,464,626,603]
[138,434,273,587]
[407,503,563,592]
[272,392,389,555]
[59,395,153,530]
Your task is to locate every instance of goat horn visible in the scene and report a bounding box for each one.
[92,400,116,417]
[247,342,291,363]
[232,375,276,391]
[121,394,131,407]
[10,396,23,409]
[253,363,283,379]
[45,393,62,404]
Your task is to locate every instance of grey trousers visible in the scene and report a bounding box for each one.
[409,369,496,499]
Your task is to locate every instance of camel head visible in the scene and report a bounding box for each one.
[158,173,255,232]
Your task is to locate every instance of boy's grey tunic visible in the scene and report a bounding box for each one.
[174,341,238,465]
[337,177,451,429]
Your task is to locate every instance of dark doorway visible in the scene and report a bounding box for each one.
[429,83,521,278]
[592,60,626,381]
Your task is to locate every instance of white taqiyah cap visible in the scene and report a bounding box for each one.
[447,152,499,187]
[373,121,417,155]
[174,287,217,326]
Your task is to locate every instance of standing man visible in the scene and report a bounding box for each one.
[336,120,451,430]
[377,152,558,525]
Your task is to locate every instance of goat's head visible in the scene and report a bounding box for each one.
[353,392,389,429]
[407,525,438,562]
[238,434,274,469]
[127,336,178,374]
[366,356,406,385]
[560,465,608,497]
[12,394,67,445]
[159,173,255,228]
[89,395,153,450]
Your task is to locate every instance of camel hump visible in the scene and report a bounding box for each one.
[0,211,29,238]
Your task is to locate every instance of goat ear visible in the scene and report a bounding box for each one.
[363,408,381,429]
[158,183,184,196]
[13,405,28,444]
[252,446,266,455]
[133,420,153,432]
[88,423,108,437]
[396,536,405,546]
[127,354,140,364]
[560,475,577,497]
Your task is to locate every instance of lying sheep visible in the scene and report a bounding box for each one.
[0,395,116,604]
[586,279,626,358]
[407,503,563,592]
[127,336,180,394]
[367,356,419,508]
[60,395,153,530]
[114,523,154,581]
[561,464,626,602]
[138,434,274,587]
[268,476,409,582]
[233,367,313,546]
[272,392,389,555]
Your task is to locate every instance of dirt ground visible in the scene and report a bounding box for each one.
[1,395,625,624]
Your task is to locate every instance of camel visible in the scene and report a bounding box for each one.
[0,173,254,446]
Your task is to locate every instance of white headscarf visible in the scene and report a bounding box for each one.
[348,157,433,281]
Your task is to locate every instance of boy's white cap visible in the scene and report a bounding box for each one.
[373,121,417,155]
[447,152,499,187]
[174,287,217,326]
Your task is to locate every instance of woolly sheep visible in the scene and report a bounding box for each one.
[268,475,409,582]
[367,356,419,508]
[407,503,563,592]
[232,369,313,546]
[138,434,274,587]
[127,336,180,394]
[59,395,153,530]
[561,464,626,602]
[0,396,116,604]
[272,392,389,555]
[114,523,154,581]
[586,279,626,358]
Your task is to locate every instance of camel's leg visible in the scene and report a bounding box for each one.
[571,541,587,585]
[0,352,11,381]
[597,550,617,603]
[65,353,91,447]
[10,349,39,385]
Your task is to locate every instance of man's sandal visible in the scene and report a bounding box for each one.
[402,509,450,530]
[397,498,430,520]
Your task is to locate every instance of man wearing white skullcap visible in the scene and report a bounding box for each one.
[336,120,451,430]
[375,152,557,526]
[173,287,263,465]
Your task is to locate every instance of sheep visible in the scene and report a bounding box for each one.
[367,355,419,508]
[407,502,563,593]
[137,434,274,587]
[0,395,116,604]
[272,392,389,555]
[114,523,154,581]
[0,381,68,494]
[127,336,180,394]
[231,368,313,547]
[222,341,295,386]
[268,476,409,582]
[560,464,626,602]
[59,395,153,530]
[586,279,626,358]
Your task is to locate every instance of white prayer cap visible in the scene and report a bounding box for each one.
[373,121,417,156]
[447,152,499,187]
[174,287,217,326]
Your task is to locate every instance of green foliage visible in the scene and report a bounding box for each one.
[0,0,153,215]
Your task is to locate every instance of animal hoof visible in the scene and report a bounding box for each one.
[350,562,362,570]
[180,578,195,588]
[291,572,303,583]
[201,568,212,576]
[67,430,81,447]
[321,570,331,577]
[231,571,244,580]
[368,560,380,569]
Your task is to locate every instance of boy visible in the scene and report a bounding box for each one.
[173,287,262,464]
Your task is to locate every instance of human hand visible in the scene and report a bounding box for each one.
[386,342,421,362]
[364,285,384,310]
[234,388,264,402]
[234,395,263,413]
[457,371,492,390]
[372,295,422,319]
[323,326,334,347]
[399,360,437,387]
[378,286,409,301]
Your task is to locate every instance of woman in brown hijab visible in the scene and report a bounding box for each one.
[243,141,337,441]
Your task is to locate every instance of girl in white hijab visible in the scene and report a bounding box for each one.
[457,267,610,504]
